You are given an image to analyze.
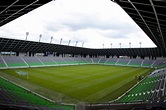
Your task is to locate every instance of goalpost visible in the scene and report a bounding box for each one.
[16,71,28,79]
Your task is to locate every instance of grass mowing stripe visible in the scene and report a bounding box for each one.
[0,71,75,103]
[65,65,134,82]
[83,74,134,102]
[65,68,150,100]
[0,65,152,103]
[84,68,151,102]
[65,67,128,86]
[69,67,142,89]
[68,68,149,101]
[4,69,74,91]
[107,68,151,101]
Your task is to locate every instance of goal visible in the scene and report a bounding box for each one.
[16,71,28,79]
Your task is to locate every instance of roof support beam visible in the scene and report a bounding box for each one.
[149,0,166,49]
[0,0,19,15]
[128,12,166,23]
[0,0,39,24]
[122,6,166,17]
[128,0,161,48]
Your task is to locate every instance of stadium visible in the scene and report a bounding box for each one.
[0,0,166,110]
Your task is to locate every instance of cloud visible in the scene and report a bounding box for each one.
[0,0,156,49]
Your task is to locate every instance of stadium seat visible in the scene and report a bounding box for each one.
[117,70,166,103]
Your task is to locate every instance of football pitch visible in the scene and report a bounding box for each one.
[0,65,152,103]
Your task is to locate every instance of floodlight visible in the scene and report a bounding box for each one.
[139,42,142,48]
[75,41,78,46]
[82,42,84,47]
[68,40,71,46]
[129,42,131,48]
[25,32,29,40]
[39,34,42,42]
[50,36,53,43]
[119,43,121,48]
[60,38,62,45]
[110,43,112,48]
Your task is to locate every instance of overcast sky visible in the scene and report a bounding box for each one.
[0,0,156,49]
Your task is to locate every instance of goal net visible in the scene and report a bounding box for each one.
[16,71,28,79]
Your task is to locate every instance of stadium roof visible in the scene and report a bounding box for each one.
[112,0,166,50]
[0,0,52,27]
[0,37,165,57]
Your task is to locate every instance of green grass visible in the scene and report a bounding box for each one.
[0,65,152,103]
[7,63,27,67]
[0,63,6,67]
[27,62,44,66]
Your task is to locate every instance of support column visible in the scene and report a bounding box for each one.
[16,52,19,56]
[29,52,31,57]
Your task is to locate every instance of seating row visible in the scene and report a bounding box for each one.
[0,56,166,69]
